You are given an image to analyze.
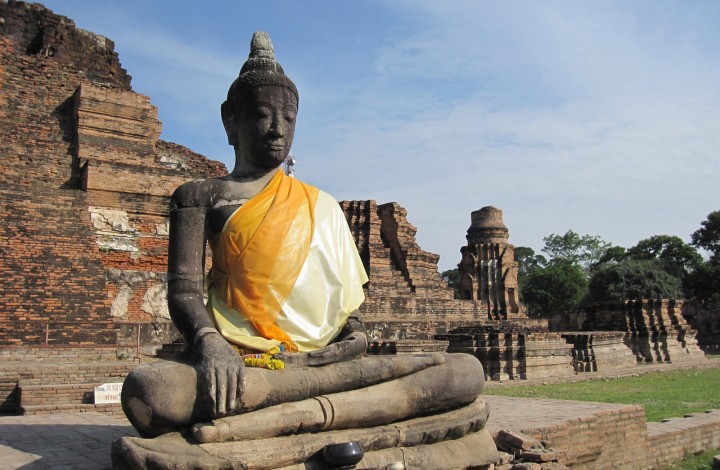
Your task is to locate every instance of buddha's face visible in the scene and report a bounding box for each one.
[233,85,298,170]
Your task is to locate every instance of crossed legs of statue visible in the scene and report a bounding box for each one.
[121,352,480,437]
[118,353,498,469]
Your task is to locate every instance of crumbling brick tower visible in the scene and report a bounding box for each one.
[457,206,522,320]
[0,1,225,350]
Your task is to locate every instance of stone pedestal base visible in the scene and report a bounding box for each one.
[112,399,500,469]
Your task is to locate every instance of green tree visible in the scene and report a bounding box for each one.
[441,268,459,293]
[626,235,702,278]
[542,230,610,272]
[514,246,547,277]
[592,246,627,270]
[692,210,720,262]
[521,260,588,315]
[514,246,547,305]
[685,262,720,301]
[689,210,720,300]
[588,259,682,302]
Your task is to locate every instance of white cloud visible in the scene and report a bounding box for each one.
[299,1,720,269]
[40,0,720,270]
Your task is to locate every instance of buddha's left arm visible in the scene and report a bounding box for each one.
[278,312,368,367]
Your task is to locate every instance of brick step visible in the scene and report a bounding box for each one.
[2,362,136,385]
[155,339,185,359]
[0,347,132,363]
[0,380,19,413]
[369,339,449,351]
[395,339,449,353]
[20,402,124,416]
[19,380,126,406]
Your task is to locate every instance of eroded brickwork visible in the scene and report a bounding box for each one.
[340,199,501,351]
[0,32,114,345]
[0,0,131,89]
[583,299,706,364]
[682,300,720,354]
[489,395,720,470]
[340,200,453,301]
[458,207,523,320]
[377,202,453,298]
[0,2,225,348]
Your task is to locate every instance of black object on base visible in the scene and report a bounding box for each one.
[321,441,364,469]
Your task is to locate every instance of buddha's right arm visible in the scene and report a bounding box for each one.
[167,201,214,345]
[167,187,245,416]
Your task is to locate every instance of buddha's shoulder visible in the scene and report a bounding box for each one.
[171,178,230,209]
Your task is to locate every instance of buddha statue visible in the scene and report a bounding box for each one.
[114,32,498,470]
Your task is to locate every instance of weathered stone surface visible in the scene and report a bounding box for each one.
[495,430,542,453]
[584,299,706,364]
[0,2,225,348]
[191,353,479,443]
[520,451,564,463]
[352,429,500,470]
[458,207,523,320]
[509,464,542,470]
[341,200,455,302]
[141,284,169,319]
[682,300,720,354]
[113,399,498,469]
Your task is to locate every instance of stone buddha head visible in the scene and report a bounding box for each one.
[221,32,299,170]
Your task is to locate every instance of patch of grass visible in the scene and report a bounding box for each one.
[484,367,720,422]
[660,448,720,469]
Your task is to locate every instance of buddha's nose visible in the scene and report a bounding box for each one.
[269,115,285,137]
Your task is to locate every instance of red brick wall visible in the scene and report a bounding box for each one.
[0,4,225,348]
[0,34,115,345]
[648,411,720,468]
[519,404,650,469]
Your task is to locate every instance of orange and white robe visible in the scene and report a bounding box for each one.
[207,170,368,353]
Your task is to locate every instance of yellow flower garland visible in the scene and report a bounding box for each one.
[242,353,285,370]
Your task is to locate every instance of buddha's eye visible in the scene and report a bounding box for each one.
[256,107,271,119]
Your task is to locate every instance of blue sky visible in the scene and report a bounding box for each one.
[41,1,720,270]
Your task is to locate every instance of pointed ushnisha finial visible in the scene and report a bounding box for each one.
[250,31,275,60]
[238,31,291,79]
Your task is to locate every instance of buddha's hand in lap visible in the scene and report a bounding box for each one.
[277,331,368,367]
[195,332,246,417]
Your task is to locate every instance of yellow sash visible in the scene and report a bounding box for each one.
[211,171,319,352]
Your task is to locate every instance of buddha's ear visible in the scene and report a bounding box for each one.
[221,100,237,146]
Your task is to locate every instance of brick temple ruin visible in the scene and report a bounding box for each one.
[1,0,716,379]
[2,3,719,468]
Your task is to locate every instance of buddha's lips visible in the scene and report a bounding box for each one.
[267,144,286,151]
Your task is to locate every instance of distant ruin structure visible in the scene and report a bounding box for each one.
[438,209,708,381]
[339,201,546,355]
[583,299,706,365]
[458,207,523,318]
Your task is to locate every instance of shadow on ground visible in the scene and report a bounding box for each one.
[0,422,137,470]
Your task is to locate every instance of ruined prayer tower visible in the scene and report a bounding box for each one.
[113,31,501,469]
[458,206,522,317]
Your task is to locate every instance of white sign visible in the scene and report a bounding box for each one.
[94,382,123,404]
